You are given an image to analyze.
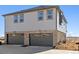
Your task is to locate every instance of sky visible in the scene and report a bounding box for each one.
[0,5,79,37]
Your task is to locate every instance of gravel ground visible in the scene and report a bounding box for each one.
[0,45,78,54]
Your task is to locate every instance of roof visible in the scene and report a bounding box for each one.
[2,5,67,23]
[2,5,60,16]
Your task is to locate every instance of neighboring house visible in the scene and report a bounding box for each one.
[3,6,67,47]
[67,37,79,41]
[0,37,5,44]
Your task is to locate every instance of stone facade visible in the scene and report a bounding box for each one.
[5,30,66,47]
[57,31,66,43]
[24,33,29,45]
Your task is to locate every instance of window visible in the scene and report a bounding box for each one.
[14,15,18,23]
[19,14,24,23]
[47,9,53,19]
[59,12,63,25]
[38,11,44,20]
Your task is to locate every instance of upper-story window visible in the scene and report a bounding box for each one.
[14,15,18,23]
[47,9,53,19]
[59,12,63,25]
[38,11,44,20]
[19,14,24,23]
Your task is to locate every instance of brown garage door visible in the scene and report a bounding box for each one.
[7,33,24,45]
[29,33,53,46]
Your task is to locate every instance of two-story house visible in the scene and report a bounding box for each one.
[3,6,67,47]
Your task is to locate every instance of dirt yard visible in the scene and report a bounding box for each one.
[56,38,79,51]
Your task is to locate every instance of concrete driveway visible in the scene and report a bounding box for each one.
[0,45,79,54]
[0,45,52,54]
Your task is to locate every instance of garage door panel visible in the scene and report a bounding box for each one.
[30,33,53,46]
[30,34,41,46]
[8,33,24,44]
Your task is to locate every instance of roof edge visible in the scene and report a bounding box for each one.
[2,5,59,16]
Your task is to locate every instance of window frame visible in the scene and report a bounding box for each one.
[14,15,18,23]
[47,9,53,19]
[38,11,44,21]
[19,14,24,23]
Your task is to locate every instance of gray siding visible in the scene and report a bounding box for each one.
[5,8,57,32]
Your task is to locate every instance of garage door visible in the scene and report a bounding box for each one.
[29,33,53,46]
[7,33,24,45]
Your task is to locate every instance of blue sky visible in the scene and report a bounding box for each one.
[0,5,79,37]
[60,6,79,36]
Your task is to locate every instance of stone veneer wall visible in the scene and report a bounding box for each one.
[57,31,66,43]
[23,30,58,46]
[5,30,66,47]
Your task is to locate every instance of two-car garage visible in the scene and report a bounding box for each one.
[6,33,53,46]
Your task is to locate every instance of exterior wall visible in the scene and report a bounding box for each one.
[24,33,29,45]
[56,10,67,33]
[52,30,58,46]
[57,30,66,43]
[5,30,66,47]
[5,8,57,33]
[5,30,58,47]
